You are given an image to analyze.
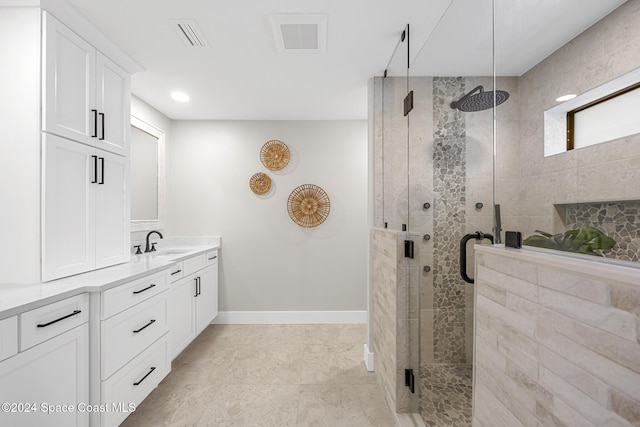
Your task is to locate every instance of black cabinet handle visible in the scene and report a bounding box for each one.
[132,284,156,294]
[208,255,217,260]
[133,319,156,333]
[133,366,156,386]
[171,269,182,276]
[194,277,199,297]
[99,112,105,140]
[98,157,105,184]
[37,310,81,328]
[91,155,98,183]
[198,277,202,296]
[91,109,98,137]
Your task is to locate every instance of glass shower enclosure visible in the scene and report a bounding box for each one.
[374,0,639,426]
[376,0,498,424]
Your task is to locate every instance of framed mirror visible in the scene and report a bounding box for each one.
[130,115,165,232]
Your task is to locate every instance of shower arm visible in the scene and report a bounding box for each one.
[450,85,484,109]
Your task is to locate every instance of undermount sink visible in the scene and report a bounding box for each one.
[153,248,193,256]
[148,248,193,256]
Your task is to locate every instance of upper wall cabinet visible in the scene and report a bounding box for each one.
[42,13,130,157]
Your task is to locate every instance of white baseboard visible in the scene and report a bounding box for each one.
[212,310,367,325]
[363,343,374,372]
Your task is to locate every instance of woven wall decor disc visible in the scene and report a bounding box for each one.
[260,140,290,171]
[249,172,272,195]
[287,184,330,227]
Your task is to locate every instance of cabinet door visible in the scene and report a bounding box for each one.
[95,149,130,269]
[42,134,96,281]
[0,324,89,427]
[195,264,218,335]
[170,275,197,359]
[42,13,96,146]
[96,53,131,156]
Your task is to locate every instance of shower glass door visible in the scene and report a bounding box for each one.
[379,23,420,414]
[407,0,496,424]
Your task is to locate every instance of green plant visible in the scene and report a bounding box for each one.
[523,226,616,255]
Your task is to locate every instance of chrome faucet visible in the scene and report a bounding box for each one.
[145,230,163,253]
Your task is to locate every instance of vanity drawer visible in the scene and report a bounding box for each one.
[102,334,170,427]
[205,250,218,266]
[169,261,184,283]
[20,293,88,351]
[102,270,169,319]
[0,316,18,362]
[101,292,169,379]
[183,254,206,275]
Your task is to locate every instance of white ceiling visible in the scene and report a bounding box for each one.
[64,0,626,120]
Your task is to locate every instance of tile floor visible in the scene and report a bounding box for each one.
[419,364,472,427]
[120,324,396,427]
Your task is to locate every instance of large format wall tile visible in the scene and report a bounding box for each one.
[473,245,640,427]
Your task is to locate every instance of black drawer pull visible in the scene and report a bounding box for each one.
[37,310,81,328]
[91,109,98,137]
[98,157,105,184]
[133,366,156,386]
[171,269,182,276]
[99,112,105,140]
[208,255,217,260]
[91,155,98,183]
[133,319,156,333]
[132,284,156,294]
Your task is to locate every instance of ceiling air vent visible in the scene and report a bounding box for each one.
[171,19,210,48]
[269,14,328,53]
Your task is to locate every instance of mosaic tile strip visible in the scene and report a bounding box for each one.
[564,201,640,263]
[426,77,472,426]
[432,77,467,315]
[432,136,467,311]
[432,308,466,364]
[419,363,472,427]
[433,77,466,139]
[432,78,467,357]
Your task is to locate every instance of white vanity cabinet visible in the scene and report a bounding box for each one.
[94,269,171,427]
[0,295,89,427]
[170,250,219,359]
[43,12,130,157]
[42,134,130,281]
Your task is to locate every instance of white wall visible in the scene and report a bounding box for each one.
[168,120,368,312]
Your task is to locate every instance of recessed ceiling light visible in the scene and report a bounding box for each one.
[556,94,577,102]
[171,91,190,103]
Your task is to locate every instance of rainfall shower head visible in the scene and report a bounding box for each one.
[450,85,509,112]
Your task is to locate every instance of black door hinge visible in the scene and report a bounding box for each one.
[405,368,415,393]
[404,240,414,259]
[403,90,414,116]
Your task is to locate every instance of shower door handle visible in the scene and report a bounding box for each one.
[460,232,494,284]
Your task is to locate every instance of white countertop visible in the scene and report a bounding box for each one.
[0,238,220,320]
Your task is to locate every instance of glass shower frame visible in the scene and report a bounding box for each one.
[379,0,498,424]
